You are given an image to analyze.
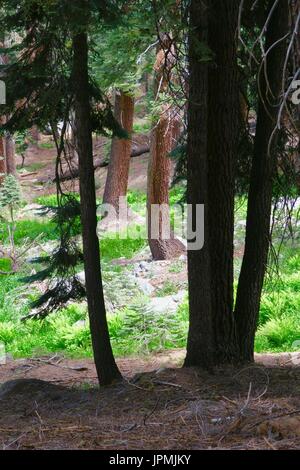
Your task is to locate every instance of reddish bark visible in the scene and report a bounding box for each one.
[103,90,134,212]
[147,39,185,260]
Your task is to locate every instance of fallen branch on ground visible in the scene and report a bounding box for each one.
[52,145,150,182]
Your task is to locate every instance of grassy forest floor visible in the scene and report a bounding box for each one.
[1,351,300,449]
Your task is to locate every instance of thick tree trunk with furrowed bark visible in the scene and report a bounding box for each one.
[207,0,240,363]
[185,0,240,367]
[184,0,213,368]
[72,28,121,386]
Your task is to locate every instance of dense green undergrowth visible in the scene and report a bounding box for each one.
[0,190,299,359]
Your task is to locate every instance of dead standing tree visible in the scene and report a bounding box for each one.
[103,90,135,212]
[147,34,185,260]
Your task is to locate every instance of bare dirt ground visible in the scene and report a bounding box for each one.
[1,351,300,450]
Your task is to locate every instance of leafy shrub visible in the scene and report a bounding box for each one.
[256,315,300,352]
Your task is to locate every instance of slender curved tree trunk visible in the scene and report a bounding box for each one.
[103,90,134,212]
[234,0,289,362]
[0,117,6,184]
[147,39,185,261]
[72,29,121,386]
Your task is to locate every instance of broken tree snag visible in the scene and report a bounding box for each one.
[147,36,185,261]
[103,90,135,212]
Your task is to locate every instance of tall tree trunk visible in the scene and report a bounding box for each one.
[184,0,214,368]
[0,42,16,177]
[147,39,185,261]
[103,90,134,212]
[185,0,240,367]
[0,43,7,184]
[0,117,6,184]
[5,132,17,176]
[72,30,121,386]
[207,0,240,363]
[234,0,289,362]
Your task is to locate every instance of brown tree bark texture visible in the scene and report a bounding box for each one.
[5,133,17,176]
[103,90,134,211]
[185,0,240,366]
[147,39,185,260]
[207,0,240,363]
[184,0,214,368]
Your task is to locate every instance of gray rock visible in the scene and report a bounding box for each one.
[133,277,155,295]
[73,320,87,329]
[76,271,86,286]
[148,296,178,314]
[26,241,57,262]
[139,262,149,272]
[172,290,186,303]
